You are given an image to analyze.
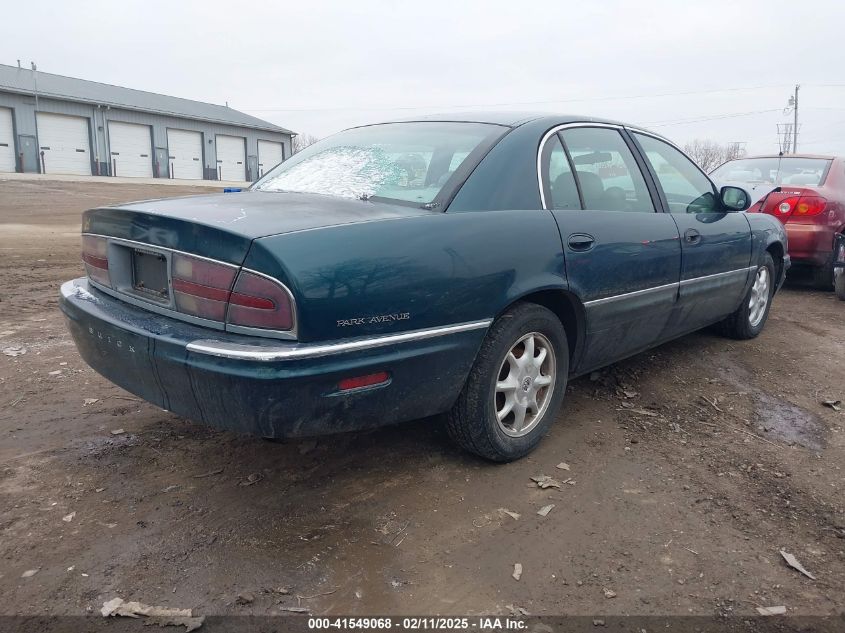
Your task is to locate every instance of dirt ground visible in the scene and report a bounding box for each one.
[1,179,844,619]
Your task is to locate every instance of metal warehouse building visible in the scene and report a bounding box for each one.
[0,63,293,182]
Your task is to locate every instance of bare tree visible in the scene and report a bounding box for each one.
[293,133,320,154]
[683,139,746,172]
[723,142,746,164]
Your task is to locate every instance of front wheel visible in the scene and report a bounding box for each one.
[446,303,569,462]
[720,253,776,340]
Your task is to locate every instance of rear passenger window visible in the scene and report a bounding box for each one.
[541,135,580,210]
[559,127,655,213]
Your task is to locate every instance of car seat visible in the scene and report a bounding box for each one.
[575,171,605,208]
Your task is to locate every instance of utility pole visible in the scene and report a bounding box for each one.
[792,84,800,154]
[777,123,793,154]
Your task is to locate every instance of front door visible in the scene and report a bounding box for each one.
[155,147,168,178]
[18,135,38,173]
[543,126,682,373]
[247,154,258,182]
[631,132,752,332]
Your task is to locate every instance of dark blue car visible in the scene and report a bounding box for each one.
[60,113,789,461]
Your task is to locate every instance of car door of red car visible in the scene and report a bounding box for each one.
[631,132,752,333]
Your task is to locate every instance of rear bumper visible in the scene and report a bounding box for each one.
[59,279,487,438]
[785,223,837,266]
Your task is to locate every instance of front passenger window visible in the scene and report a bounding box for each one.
[634,133,718,214]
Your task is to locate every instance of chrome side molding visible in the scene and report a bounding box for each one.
[584,266,756,307]
[186,319,493,362]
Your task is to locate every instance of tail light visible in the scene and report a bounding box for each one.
[226,271,294,331]
[82,236,294,334]
[171,254,238,321]
[792,196,827,217]
[170,259,294,330]
[760,191,827,221]
[82,235,111,287]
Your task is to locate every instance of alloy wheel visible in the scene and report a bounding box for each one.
[494,332,556,437]
[748,266,770,327]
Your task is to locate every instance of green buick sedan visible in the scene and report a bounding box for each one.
[60,113,788,461]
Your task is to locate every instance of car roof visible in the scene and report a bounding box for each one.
[383,111,631,129]
[346,111,674,147]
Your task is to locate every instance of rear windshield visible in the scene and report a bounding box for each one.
[252,122,503,205]
[711,157,831,187]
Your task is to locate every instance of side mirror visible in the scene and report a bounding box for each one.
[720,185,750,212]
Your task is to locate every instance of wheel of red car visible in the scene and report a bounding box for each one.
[446,303,569,462]
[720,252,776,340]
[835,271,845,301]
[811,257,834,290]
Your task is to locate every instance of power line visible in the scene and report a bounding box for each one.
[792,137,845,146]
[239,83,791,113]
[646,109,782,127]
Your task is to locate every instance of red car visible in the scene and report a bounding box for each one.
[712,154,845,287]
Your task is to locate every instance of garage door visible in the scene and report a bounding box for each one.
[257,140,284,177]
[0,107,15,172]
[216,134,245,181]
[167,129,203,180]
[36,112,91,176]
[108,121,153,178]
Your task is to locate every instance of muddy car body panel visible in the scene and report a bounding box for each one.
[60,113,789,439]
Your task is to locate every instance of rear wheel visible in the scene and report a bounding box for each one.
[835,270,845,301]
[811,257,834,290]
[720,253,776,340]
[446,303,569,462]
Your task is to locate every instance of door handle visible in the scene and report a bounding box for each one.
[568,233,595,251]
[684,229,701,244]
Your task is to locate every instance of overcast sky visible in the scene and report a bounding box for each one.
[3,0,845,155]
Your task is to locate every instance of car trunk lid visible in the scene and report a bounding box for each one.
[83,191,430,265]
[80,191,433,337]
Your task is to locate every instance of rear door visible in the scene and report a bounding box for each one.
[543,125,682,372]
[631,132,752,331]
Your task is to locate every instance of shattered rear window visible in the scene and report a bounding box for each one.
[252,122,502,205]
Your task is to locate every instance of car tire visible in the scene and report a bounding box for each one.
[811,257,834,290]
[720,252,776,340]
[446,303,569,462]
[835,271,845,301]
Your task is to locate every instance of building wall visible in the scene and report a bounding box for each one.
[0,91,292,180]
